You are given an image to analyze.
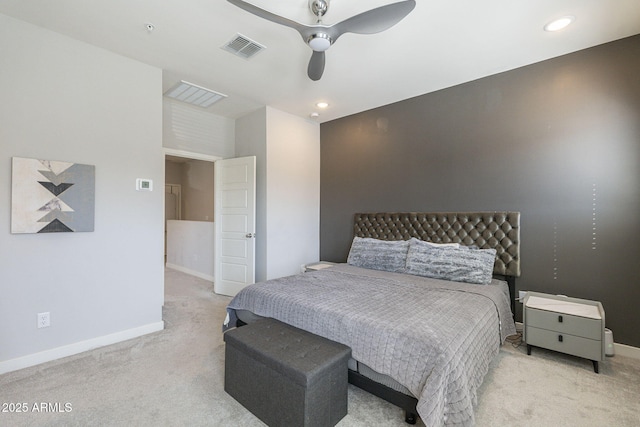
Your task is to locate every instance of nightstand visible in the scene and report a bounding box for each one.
[304,261,336,272]
[523,292,605,373]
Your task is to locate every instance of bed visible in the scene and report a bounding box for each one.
[224,212,520,426]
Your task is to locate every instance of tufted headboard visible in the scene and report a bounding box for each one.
[354,212,521,278]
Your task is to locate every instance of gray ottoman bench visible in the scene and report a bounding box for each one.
[224,318,352,427]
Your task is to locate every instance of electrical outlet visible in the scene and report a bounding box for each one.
[37,312,50,328]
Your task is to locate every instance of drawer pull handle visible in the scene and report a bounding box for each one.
[558,315,563,323]
[558,335,563,342]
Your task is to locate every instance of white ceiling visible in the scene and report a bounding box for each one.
[1,0,639,123]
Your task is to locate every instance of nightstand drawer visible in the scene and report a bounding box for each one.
[526,326,602,361]
[526,307,601,340]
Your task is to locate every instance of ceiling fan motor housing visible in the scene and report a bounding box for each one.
[309,0,329,18]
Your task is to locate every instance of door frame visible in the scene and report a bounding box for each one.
[163,148,221,163]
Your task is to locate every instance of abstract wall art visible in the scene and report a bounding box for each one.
[11,157,95,233]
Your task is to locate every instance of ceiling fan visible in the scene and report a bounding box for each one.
[227,0,416,81]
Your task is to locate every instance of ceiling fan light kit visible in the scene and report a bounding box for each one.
[308,33,332,52]
[227,0,416,80]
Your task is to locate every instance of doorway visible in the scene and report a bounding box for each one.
[164,149,219,283]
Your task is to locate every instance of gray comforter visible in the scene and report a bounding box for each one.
[225,264,516,426]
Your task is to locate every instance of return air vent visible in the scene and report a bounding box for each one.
[164,81,227,108]
[222,33,265,59]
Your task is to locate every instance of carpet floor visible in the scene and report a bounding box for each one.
[1,268,639,426]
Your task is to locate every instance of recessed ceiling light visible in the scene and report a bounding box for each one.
[544,16,575,32]
[309,112,320,118]
[316,102,329,109]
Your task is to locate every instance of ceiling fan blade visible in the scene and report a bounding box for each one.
[307,51,326,81]
[332,0,416,38]
[227,0,307,34]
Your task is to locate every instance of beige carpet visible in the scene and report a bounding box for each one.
[1,268,639,426]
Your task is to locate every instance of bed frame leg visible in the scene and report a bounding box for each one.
[405,411,417,424]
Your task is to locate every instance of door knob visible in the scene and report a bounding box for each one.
[245,233,255,238]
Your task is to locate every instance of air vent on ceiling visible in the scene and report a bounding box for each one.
[222,33,265,59]
[164,80,227,108]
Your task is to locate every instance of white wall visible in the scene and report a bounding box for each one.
[166,220,215,282]
[265,107,320,279]
[235,107,320,282]
[163,98,235,158]
[0,15,164,372]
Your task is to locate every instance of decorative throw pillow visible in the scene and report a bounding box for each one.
[405,240,496,285]
[347,237,409,273]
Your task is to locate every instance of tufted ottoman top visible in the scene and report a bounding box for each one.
[224,318,351,387]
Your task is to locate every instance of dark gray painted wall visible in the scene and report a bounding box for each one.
[320,35,640,347]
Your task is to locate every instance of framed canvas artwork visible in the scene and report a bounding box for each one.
[11,157,95,233]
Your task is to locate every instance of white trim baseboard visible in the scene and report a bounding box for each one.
[165,263,214,282]
[514,321,640,360]
[0,321,164,375]
[613,342,640,359]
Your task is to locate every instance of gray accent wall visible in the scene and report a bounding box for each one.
[320,35,640,347]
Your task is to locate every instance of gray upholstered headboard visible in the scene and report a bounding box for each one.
[354,212,521,278]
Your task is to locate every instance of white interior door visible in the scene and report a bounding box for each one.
[214,156,256,296]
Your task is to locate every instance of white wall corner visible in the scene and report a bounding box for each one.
[264,107,320,280]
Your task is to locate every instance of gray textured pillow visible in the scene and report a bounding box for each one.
[406,240,496,285]
[347,237,409,273]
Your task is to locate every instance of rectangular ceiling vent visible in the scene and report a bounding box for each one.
[222,33,266,59]
[164,80,227,108]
